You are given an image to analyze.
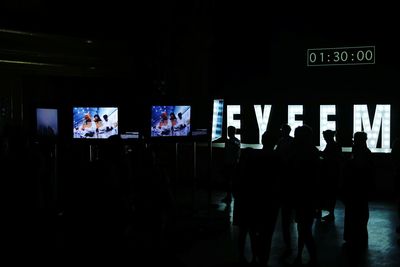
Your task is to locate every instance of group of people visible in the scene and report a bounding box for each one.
[152,112,189,137]
[222,124,382,266]
[74,113,116,139]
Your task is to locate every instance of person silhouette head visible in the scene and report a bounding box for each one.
[353,131,368,147]
[280,124,292,138]
[352,131,370,163]
[294,124,313,145]
[262,131,276,151]
[323,129,336,144]
[227,126,236,139]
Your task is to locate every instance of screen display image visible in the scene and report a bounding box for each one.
[151,105,191,137]
[37,108,58,137]
[73,107,118,139]
[211,99,224,141]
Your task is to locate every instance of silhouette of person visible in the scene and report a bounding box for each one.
[320,129,343,222]
[221,126,240,205]
[233,147,258,264]
[391,137,400,245]
[232,131,281,265]
[288,125,319,266]
[275,123,295,257]
[256,131,281,265]
[276,124,294,159]
[342,131,375,250]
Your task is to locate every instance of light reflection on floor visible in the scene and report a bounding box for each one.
[177,190,400,267]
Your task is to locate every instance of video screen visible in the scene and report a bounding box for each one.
[151,105,191,137]
[211,99,224,141]
[37,108,58,137]
[73,107,118,139]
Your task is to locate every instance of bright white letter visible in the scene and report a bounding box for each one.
[353,104,391,148]
[211,99,224,141]
[254,105,272,144]
[320,105,336,148]
[288,105,303,137]
[227,105,241,140]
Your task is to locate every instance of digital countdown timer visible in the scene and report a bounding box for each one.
[307,46,375,66]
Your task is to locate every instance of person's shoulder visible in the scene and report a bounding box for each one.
[312,147,321,158]
[333,142,342,148]
[234,139,241,147]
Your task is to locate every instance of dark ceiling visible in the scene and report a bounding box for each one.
[1,1,398,99]
[2,1,396,41]
[0,1,160,42]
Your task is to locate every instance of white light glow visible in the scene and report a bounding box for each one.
[353,105,391,148]
[254,105,272,144]
[320,105,336,148]
[211,99,224,141]
[288,105,303,137]
[227,105,241,140]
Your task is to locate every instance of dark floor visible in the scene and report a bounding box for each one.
[172,190,400,267]
[50,185,400,266]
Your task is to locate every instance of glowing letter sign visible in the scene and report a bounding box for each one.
[254,105,272,144]
[288,105,303,137]
[227,105,241,140]
[224,104,392,152]
[320,105,336,148]
[353,105,391,149]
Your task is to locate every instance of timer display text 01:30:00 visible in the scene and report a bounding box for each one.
[307,46,375,66]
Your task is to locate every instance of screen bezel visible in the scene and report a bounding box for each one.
[72,106,119,141]
[36,107,59,137]
[149,104,192,140]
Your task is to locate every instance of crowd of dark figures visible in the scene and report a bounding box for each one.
[222,124,400,266]
[1,121,400,266]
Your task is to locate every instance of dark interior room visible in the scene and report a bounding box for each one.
[1,1,400,266]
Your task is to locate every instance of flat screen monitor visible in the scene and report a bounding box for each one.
[73,107,118,139]
[36,108,58,137]
[211,99,224,141]
[151,105,191,137]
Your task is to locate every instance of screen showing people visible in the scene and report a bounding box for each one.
[37,108,58,137]
[151,105,191,137]
[73,107,118,139]
[212,99,224,141]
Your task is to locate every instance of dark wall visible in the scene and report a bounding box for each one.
[0,1,398,199]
